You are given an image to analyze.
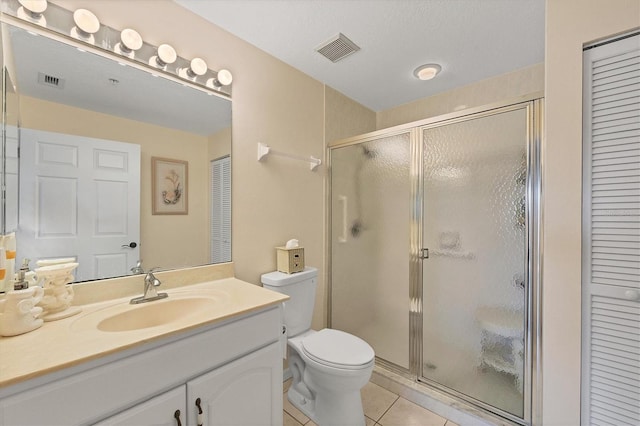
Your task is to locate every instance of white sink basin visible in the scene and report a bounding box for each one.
[71,291,230,333]
[97,297,219,332]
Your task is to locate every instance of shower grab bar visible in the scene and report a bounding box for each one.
[257,142,322,171]
[338,195,348,243]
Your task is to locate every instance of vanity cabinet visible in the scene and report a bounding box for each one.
[95,343,282,426]
[187,342,282,426]
[0,307,283,426]
[94,387,187,426]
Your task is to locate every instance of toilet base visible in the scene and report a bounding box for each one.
[287,383,366,426]
[287,386,317,423]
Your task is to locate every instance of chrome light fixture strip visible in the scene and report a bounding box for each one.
[1,0,231,99]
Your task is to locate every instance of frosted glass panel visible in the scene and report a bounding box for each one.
[421,109,527,417]
[331,133,411,369]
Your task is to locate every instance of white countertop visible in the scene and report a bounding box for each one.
[0,278,288,388]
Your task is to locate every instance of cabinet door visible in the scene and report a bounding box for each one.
[187,343,282,426]
[93,386,186,426]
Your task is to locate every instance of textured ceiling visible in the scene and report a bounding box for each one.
[175,0,545,112]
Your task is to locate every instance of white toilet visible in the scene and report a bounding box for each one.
[261,267,375,426]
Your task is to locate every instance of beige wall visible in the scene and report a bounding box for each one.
[19,95,211,270]
[544,1,639,425]
[208,127,232,162]
[377,63,544,129]
[231,36,327,330]
[324,86,377,144]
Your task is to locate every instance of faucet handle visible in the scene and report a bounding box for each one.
[145,270,162,288]
[130,266,167,304]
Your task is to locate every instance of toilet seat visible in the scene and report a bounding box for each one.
[301,329,374,370]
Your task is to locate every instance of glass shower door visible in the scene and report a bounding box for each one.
[331,132,411,370]
[420,107,528,419]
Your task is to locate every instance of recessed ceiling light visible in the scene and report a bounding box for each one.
[414,64,442,81]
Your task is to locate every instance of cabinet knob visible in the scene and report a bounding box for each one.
[624,290,640,301]
[173,409,182,426]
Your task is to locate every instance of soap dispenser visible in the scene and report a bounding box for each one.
[0,259,44,337]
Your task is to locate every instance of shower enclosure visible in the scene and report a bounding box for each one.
[329,98,542,425]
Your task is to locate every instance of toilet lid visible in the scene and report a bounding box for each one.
[301,329,374,369]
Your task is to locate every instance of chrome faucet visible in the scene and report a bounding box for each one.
[130,260,145,275]
[130,270,168,304]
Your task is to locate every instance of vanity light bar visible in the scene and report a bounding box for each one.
[3,0,232,98]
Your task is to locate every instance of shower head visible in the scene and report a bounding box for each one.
[351,219,363,237]
[362,145,377,159]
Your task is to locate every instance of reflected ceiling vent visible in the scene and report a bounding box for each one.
[316,33,360,63]
[37,72,65,89]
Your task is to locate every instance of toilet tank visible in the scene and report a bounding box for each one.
[261,266,317,337]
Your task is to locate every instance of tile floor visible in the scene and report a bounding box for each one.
[283,379,459,426]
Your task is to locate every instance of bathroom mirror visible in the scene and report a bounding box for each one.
[1,22,232,283]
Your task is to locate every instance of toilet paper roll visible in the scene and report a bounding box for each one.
[285,239,299,249]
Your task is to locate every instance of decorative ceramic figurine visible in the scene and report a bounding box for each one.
[35,262,81,321]
[0,286,44,336]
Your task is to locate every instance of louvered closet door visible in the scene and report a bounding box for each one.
[211,156,231,263]
[582,33,640,426]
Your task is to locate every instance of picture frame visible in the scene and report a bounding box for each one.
[151,157,188,215]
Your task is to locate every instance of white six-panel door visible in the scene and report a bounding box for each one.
[18,128,140,282]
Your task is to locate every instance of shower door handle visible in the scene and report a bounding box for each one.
[420,248,429,259]
[338,195,348,243]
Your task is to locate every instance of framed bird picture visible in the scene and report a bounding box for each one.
[151,157,188,215]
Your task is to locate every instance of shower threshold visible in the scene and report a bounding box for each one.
[370,364,521,426]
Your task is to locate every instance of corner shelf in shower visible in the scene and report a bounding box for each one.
[476,306,524,393]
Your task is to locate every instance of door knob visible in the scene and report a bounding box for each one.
[121,242,137,249]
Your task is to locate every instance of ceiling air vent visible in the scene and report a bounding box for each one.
[315,33,360,63]
[37,72,65,89]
